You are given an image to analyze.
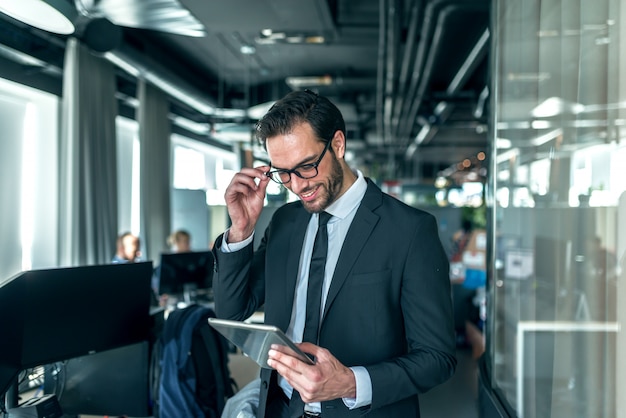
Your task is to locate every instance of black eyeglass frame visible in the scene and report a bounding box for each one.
[266,139,332,185]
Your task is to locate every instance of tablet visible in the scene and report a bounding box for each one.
[208,317,314,368]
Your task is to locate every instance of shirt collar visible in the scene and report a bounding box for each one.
[324,169,366,220]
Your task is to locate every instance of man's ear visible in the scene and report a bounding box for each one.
[331,130,346,159]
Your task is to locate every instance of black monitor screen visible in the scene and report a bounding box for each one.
[157,251,214,296]
[44,341,150,416]
[0,273,23,397]
[0,262,153,397]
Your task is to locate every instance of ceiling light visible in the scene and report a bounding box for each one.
[537,29,559,37]
[213,108,246,118]
[285,75,332,89]
[496,138,512,149]
[496,149,519,165]
[530,128,562,146]
[531,96,585,118]
[305,36,325,44]
[595,36,610,45]
[255,37,277,45]
[531,120,551,129]
[248,101,275,120]
[240,45,256,55]
[507,72,551,82]
[256,30,326,46]
[434,176,448,189]
[0,0,76,34]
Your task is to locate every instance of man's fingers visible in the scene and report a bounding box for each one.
[226,166,271,196]
[238,165,270,180]
[268,347,307,370]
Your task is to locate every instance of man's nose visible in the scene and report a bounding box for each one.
[288,175,307,194]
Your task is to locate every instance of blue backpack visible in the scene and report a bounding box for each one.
[151,304,237,418]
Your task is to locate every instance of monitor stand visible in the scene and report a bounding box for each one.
[4,379,18,410]
[7,394,62,418]
[5,380,62,418]
[182,283,198,305]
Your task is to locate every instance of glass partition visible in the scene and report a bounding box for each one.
[490,0,626,416]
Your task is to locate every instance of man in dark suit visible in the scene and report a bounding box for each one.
[213,90,456,418]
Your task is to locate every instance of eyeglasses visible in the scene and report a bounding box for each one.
[266,139,332,185]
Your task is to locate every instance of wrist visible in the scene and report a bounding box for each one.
[226,227,253,244]
[343,367,357,398]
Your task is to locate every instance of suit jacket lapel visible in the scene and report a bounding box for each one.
[323,180,382,319]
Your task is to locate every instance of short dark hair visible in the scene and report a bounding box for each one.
[255,90,346,148]
[118,231,135,244]
[167,229,190,247]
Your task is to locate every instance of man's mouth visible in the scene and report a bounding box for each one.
[300,185,320,201]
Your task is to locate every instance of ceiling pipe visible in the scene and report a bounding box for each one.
[394,0,487,141]
[404,26,490,159]
[375,0,401,146]
[311,0,339,40]
[447,28,489,93]
[398,0,488,142]
[390,0,423,138]
[398,3,458,140]
[393,0,451,141]
[375,0,387,144]
[405,27,489,160]
[473,85,489,119]
[382,0,401,145]
[106,42,220,116]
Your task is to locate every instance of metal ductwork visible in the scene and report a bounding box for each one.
[106,45,216,116]
[389,0,489,144]
[405,27,490,159]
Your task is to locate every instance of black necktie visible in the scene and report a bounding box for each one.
[290,211,332,417]
[303,211,332,344]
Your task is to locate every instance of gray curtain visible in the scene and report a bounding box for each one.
[138,79,171,262]
[58,38,119,266]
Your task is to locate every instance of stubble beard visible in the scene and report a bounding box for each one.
[301,153,344,214]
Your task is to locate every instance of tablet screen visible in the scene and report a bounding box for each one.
[208,317,314,368]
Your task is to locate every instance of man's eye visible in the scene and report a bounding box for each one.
[297,164,316,171]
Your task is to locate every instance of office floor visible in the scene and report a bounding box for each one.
[420,348,479,418]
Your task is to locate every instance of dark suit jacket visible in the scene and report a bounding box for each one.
[213,179,456,417]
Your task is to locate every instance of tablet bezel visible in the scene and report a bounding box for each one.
[208,317,314,368]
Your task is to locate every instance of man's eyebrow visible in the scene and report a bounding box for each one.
[270,153,318,171]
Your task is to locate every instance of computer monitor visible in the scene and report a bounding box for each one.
[157,251,214,297]
[0,262,153,398]
[43,341,150,416]
[0,271,23,398]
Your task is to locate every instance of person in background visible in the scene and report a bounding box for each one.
[450,219,473,263]
[153,229,194,306]
[167,229,192,253]
[112,232,141,263]
[213,90,456,418]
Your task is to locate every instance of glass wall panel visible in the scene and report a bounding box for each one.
[491,0,626,416]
